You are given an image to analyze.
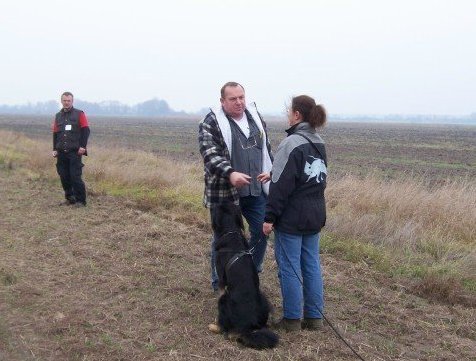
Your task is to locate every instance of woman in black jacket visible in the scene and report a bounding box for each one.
[263,95,327,332]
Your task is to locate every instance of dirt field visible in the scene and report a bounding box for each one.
[1,162,475,360]
[1,116,475,360]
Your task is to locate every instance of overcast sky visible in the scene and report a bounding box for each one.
[1,0,475,115]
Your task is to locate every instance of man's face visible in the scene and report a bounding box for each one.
[61,95,73,110]
[221,85,245,119]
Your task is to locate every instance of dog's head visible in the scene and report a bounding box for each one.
[211,201,244,238]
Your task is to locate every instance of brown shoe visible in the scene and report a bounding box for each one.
[301,318,323,330]
[273,318,301,332]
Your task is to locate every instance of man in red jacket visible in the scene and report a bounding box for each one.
[52,92,90,207]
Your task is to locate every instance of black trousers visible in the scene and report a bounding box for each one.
[56,151,86,204]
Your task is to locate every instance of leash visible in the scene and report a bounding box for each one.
[225,250,253,274]
[276,234,367,361]
[216,230,263,274]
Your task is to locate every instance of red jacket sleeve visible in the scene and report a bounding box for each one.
[52,119,58,132]
[79,112,89,128]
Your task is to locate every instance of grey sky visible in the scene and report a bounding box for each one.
[1,0,475,115]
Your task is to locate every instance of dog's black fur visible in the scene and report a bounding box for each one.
[211,202,278,349]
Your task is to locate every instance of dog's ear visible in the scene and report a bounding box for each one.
[233,204,245,231]
[210,204,221,233]
[211,201,234,234]
[212,201,245,235]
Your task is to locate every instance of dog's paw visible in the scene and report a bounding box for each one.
[208,323,221,334]
[226,332,240,342]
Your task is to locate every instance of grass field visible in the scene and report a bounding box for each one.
[0,115,475,360]
[1,114,475,183]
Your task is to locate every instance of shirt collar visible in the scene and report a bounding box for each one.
[285,121,313,136]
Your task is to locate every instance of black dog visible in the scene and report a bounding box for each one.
[210,202,278,349]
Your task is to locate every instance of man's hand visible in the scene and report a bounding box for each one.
[257,172,271,183]
[78,147,86,155]
[52,150,58,158]
[263,222,274,236]
[229,171,251,188]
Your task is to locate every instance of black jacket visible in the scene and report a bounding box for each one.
[53,107,90,153]
[265,122,327,234]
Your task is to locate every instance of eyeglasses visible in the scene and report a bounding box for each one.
[238,132,261,150]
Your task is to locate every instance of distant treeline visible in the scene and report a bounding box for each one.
[0,98,188,117]
[0,99,475,124]
[331,113,476,125]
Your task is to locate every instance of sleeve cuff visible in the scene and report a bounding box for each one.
[224,167,235,178]
[264,214,275,223]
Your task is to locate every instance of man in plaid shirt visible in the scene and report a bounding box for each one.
[198,82,273,291]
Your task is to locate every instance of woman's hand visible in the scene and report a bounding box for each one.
[257,172,271,183]
[263,222,274,236]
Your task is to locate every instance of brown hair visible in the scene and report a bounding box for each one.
[220,82,245,98]
[292,95,327,128]
[61,91,74,98]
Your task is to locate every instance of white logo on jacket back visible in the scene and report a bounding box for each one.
[304,156,327,183]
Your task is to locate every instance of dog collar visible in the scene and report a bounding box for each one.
[225,250,253,274]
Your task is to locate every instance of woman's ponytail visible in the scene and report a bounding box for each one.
[292,95,327,128]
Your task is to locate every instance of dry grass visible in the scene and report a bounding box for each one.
[1,130,476,360]
[325,174,476,304]
[327,173,475,246]
[1,129,475,303]
[1,130,208,227]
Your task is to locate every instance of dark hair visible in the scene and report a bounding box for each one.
[220,82,245,98]
[292,95,327,128]
[61,91,74,99]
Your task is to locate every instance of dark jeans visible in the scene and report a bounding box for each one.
[210,192,268,291]
[56,151,86,204]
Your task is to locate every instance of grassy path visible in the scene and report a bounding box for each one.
[0,166,475,360]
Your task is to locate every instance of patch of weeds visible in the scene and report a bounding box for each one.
[343,323,358,333]
[439,339,455,352]
[0,148,26,164]
[321,234,392,273]
[18,167,41,180]
[54,333,65,341]
[415,239,452,262]
[322,234,476,306]
[113,312,123,320]
[429,161,472,171]
[2,238,15,249]
[124,251,135,261]
[412,272,466,305]
[0,159,15,170]
[146,342,157,353]
[0,269,18,286]
[84,338,95,348]
[81,320,94,329]
[99,332,122,352]
[85,259,101,275]
[71,351,86,361]
[353,318,369,331]
[0,316,11,344]
[378,338,398,355]
[461,278,476,292]
[394,264,427,278]
[96,181,159,200]
[160,188,202,212]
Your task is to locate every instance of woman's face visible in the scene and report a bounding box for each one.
[287,107,302,127]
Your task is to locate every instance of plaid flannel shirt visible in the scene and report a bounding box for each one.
[198,109,272,208]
